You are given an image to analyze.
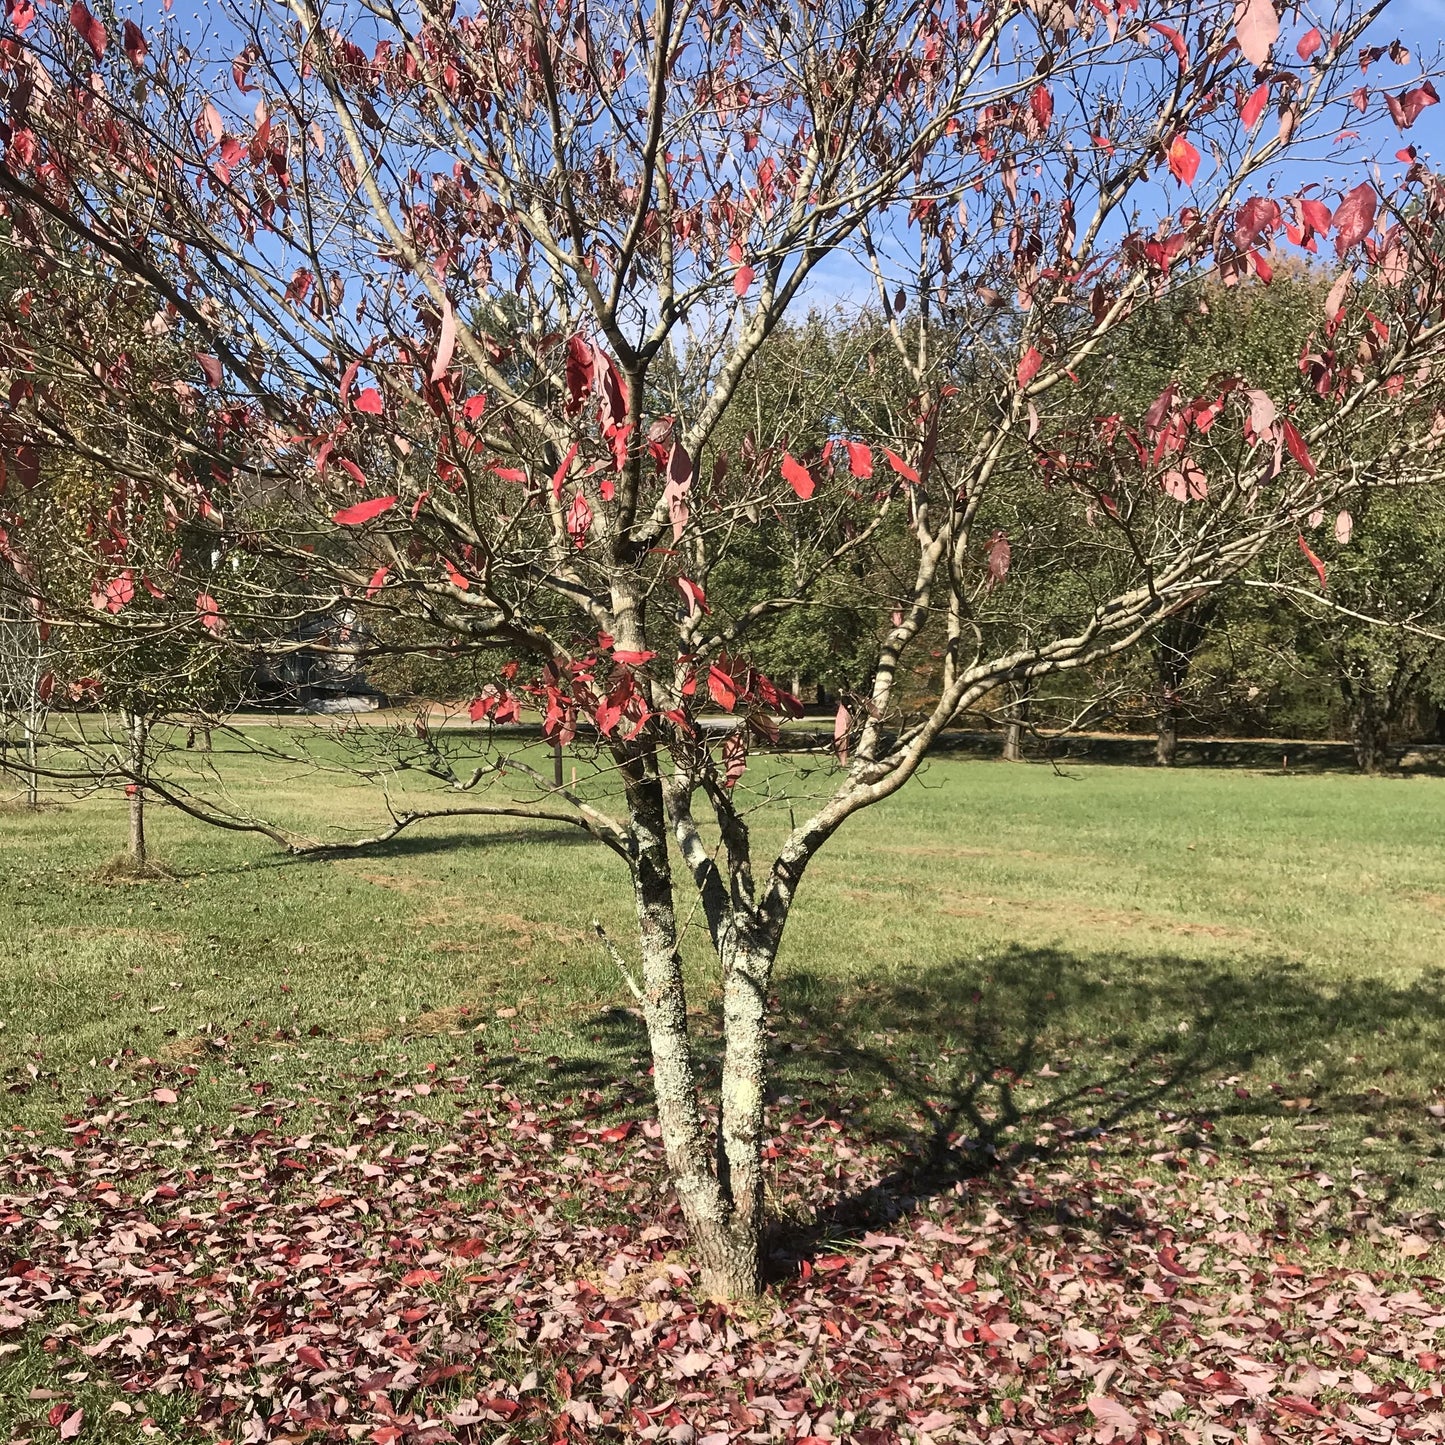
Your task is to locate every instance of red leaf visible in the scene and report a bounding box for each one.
[884,449,919,483]
[1281,418,1316,476]
[122,19,147,67]
[431,301,457,382]
[733,263,755,297]
[296,1345,328,1371]
[1029,83,1053,132]
[1233,0,1278,67]
[462,393,487,420]
[565,492,592,549]
[1394,81,1440,129]
[1017,346,1043,387]
[333,496,397,526]
[599,1122,634,1143]
[1297,26,1322,60]
[987,530,1011,583]
[1240,83,1270,131]
[845,440,873,478]
[443,559,470,590]
[1332,182,1377,256]
[1149,22,1187,67]
[551,441,579,498]
[68,2,106,61]
[564,334,594,413]
[781,452,815,500]
[196,353,223,389]
[1298,532,1327,588]
[196,592,225,633]
[365,566,390,599]
[613,649,656,665]
[708,665,737,711]
[1167,135,1200,185]
[353,387,383,415]
[92,570,135,614]
[677,576,710,615]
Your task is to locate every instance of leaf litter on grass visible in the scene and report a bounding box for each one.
[3,1052,1445,1445]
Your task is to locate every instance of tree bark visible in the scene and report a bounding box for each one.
[1155,710,1178,768]
[1152,596,1219,766]
[23,671,38,809]
[126,710,148,865]
[622,754,745,1294]
[1000,685,1029,761]
[1352,708,1387,774]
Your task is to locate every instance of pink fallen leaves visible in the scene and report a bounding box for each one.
[1,1074,1441,1445]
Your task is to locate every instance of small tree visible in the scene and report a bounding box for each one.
[4,0,1445,1296]
[0,561,50,807]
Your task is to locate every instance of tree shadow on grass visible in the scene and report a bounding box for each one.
[240,824,600,873]
[766,943,1445,1262]
[497,940,1445,1266]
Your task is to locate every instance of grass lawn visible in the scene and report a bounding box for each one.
[4,744,1444,1195]
[2,743,1445,1441]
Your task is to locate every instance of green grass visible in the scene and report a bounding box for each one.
[3,742,1445,1214]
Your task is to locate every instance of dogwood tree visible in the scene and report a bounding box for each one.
[2,0,1444,1294]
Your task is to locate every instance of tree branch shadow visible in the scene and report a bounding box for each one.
[764,944,1445,1268]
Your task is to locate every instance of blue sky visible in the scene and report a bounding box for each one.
[798,0,1445,309]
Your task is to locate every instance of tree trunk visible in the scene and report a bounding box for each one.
[23,672,39,809]
[126,710,148,865]
[1001,720,1023,762]
[1155,709,1178,767]
[1000,685,1029,761]
[1353,710,1387,774]
[622,751,778,1299]
[1153,597,1219,766]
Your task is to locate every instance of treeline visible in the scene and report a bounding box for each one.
[357,270,1445,772]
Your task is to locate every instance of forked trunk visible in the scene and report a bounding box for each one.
[624,760,776,1299]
